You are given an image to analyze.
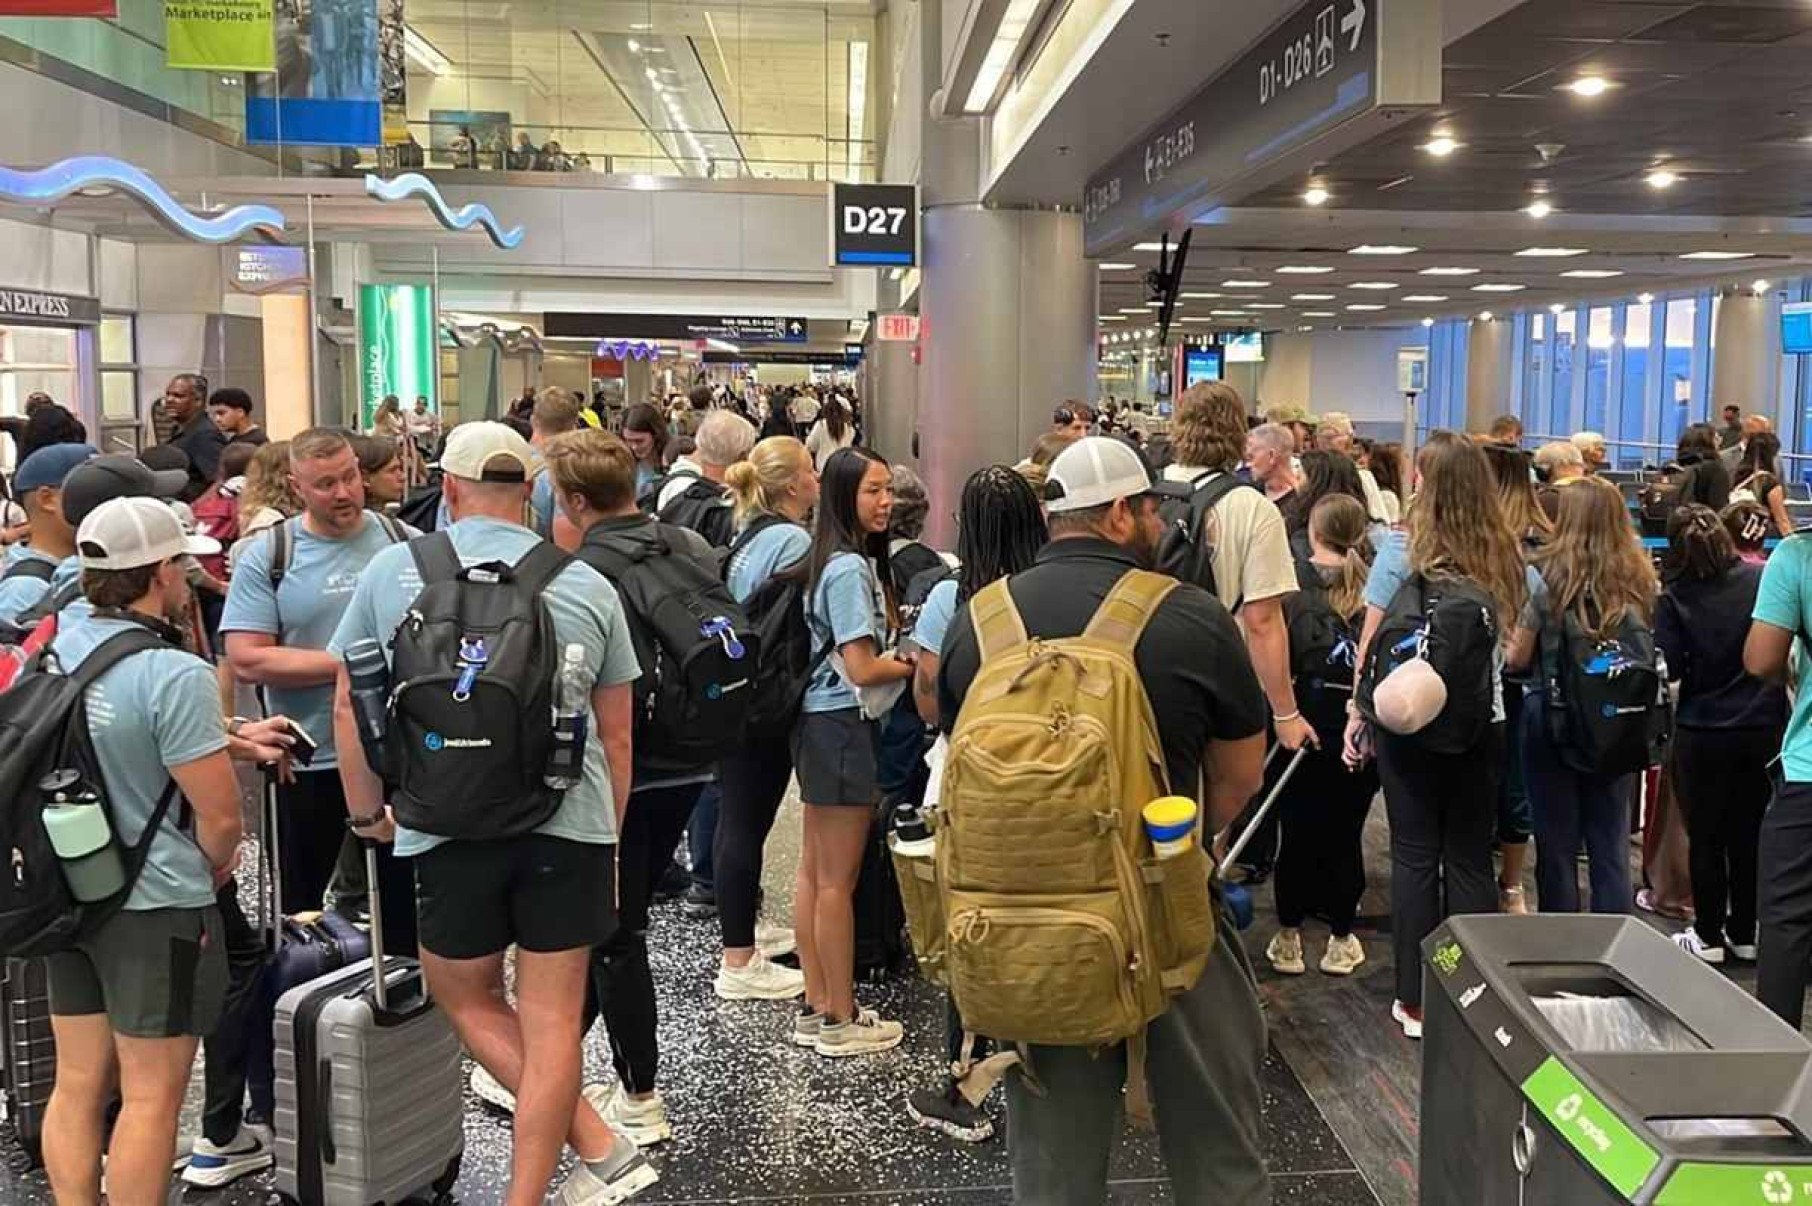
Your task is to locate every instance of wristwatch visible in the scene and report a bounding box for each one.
[346,809,387,831]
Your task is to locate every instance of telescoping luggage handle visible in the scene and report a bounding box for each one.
[1215,744,1309,878]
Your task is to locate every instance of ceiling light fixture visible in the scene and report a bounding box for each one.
[1349,244,1419,255]
[1562,75,1612,97]
[1210,310,1251,317]
[1248,303,1285,309]
[1646,168,1680,190]
[1346,303,1387,312]
[1291,293,1336,301]
[1525,198,1554,219]
[962,0,1043,112]
[1755,279,1774,293]
[1349,281,1401,290]
[1638,292,1655,304]
[1301,311,1337,318]
[1117,307,1147,314]
[1132,242,1165,252]
[1099,315,1126,322]
[1549,303,1567,315]
[1303,183,1330,206]
[1561,269,1624,279]
[1097,262,1137,270]
[1222,279,1270,288]
[1422,135,1462,157]
[1402,294,1449,302]
[1479,310,1495,321]
[1680,250,1753,260]
[1420,266,1479,276]
[627,37,641,52]
[1472,283,1527,292]
[1179,292,1223,299]
[1421,316,1436,327]
[1276,266,1335,275]
[1516,247,1590,258]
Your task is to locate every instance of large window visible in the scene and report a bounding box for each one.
[1423,318,1468,436]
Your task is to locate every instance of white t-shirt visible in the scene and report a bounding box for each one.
[1161,464,1297,614]
[806,419,855,470]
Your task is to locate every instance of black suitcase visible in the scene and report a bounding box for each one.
[854,795,910,981]
[0,957,52,1168]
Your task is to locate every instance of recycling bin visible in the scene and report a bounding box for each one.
[1420,915,1812,1205]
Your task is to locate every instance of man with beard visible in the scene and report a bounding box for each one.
[935,436,1271,1204]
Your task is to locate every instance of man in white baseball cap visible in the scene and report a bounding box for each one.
[1041,435,1186,563]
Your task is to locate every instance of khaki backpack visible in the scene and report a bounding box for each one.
[925,569,1218,1049]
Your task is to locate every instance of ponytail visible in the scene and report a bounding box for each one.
[726,436,809,525]
[1309,493,1375,618]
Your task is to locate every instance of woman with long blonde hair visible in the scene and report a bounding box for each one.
[1344,431,1532,1039]
[1508,475,1658,916]
[227,439,300,573]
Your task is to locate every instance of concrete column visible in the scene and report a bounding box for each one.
[867,336,917,466]
[1466,315,1514,434]
[1711,292,1781,425]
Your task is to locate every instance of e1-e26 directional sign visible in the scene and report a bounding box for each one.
[831,183,918,268]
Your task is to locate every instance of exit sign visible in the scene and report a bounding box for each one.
[877,313,920,342]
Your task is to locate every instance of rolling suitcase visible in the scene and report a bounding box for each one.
[0,957,52,1168]
[272,842,462,1206]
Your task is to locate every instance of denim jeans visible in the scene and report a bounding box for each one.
[1521,695,1634,915]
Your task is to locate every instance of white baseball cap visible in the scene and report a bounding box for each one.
[441,421,536,483]
[76,496,220,571]
[1045,436,1174,514]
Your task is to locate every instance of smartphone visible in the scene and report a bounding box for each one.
[285,717,319,768]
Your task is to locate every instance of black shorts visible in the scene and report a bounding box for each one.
[791,708,879,806]
[413,835,616,959]
[48,906,227,1038]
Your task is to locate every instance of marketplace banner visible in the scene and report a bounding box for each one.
[246,0,381,147]
[0,0,116,13]
[166,0,275,72]
[357,282,436,429]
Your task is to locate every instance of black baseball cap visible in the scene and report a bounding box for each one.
[61,454,189,526]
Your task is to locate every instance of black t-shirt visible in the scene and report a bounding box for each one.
[1655,560,1788,730]
[937,537,1268,793]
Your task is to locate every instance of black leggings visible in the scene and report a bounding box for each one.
[713,738,795,949]
[1674,724,1779,948]
[1273,746,1378,936]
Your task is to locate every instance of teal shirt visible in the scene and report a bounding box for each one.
[1754,537,1812,781]
[804,551,889,714]
[220,513,415,766]
[53,615,229,910]
[328,516,641,856]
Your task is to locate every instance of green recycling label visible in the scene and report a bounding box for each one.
[1656,1162,1812,1205]
[1521,1057,1659,1197]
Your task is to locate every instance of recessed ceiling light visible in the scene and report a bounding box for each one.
[629,20,653,30]
[1421,135,1462,157]
[1755,279,1773,293]
[1209,310,1251,316]
[1300,311,1337,318]
[1472,283,1527,292]
[1133,242,1166,252]
[1349,281,1400,290]
[1276,266,1335,275]
[1479,310,1495,321]
[1549,303,1567,315]
[1303,184,1330,206]
[1515,247,1590,258]
[1222,279,1270,288]
[1402,294,1449,302]
[1421,316,1436,327]
[1179,317,1213,324]
[1638,292,1655,304]
[1349,244,1419,255]
[1248,303,1286,310]
[1346,303,1387,312]
[627,37,642,52]
[1561,75,1612,97]
[1561,269,1624,279]
[1646,169,1680,190]
[1680,250,1752,260]
[1145,301,1163,309]
[1117,307,1148,314]
[1525,198,1554,219]
[1180,292,1223,299]
[1291,293,1336,301]
[1099,315,1126,322]
[1097,262,1137,270]
[1420,266,1479,276]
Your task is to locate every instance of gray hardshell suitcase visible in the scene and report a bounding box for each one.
[272,843,462,1206]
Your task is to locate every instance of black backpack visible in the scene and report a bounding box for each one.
[0,560,80,645]
[383,532,573,839]
[1283,562,1361,733]
[0,628,180,957]
[1540,600,1672,776]
[395,470,444,533]
[726,515,827,740]
[1154,471,1258,605]
[577,522,760,767]
[1356,572,1499,755]
[1637,471,1682,539]
[655,475,736,550]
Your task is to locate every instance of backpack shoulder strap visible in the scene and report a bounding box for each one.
[408,529,462,584]
[373,512,408,544]
[970,579,1028,664]
[726,513,785,564]
[511,539,574,595]
[1,557,54,584]
[66,627,166,690]
[267,518,294,590]
[1193,471,1252,516]
[1083,570,1180,652]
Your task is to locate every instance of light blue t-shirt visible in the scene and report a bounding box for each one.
[1754,537,1812,782]
[220,512,416,767]
[725,520,810,605]
[912,578,959,657]
[328,516,641,856]
[804,550,889,714]
[0,548,75,622]
[530,472,556,538]
[53,615,229,910]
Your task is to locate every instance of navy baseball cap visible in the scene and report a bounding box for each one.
[13,443,97,494]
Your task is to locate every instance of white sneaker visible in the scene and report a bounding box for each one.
[1266,928,1306,975]
[583,1083,673,1147]
[792,1009,823,1048]
[553,1139,659,1206]
[469,1062,516,1114]
[182,1123,273,1188]
[1673,929,1726,965]
[755,919,796,960]
[815,1008,904,1057]
[1319,934,1366,977]
[1392,1000,1423,1041]
[715,950,806,1000]
[1730,939,1759,961]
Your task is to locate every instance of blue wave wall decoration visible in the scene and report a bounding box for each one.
[0,156,287,243]
[364,173,524,250]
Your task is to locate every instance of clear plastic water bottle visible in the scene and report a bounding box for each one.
[544,643,589,789]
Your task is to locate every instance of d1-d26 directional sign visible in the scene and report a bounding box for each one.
[831,183,918,267]
[1082,0,1439,256]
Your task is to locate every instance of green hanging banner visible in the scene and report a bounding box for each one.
[357,283,438,431]
[165,0,275,73]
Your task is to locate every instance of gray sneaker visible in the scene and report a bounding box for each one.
[554,1138,659,1206]
[792,1008,823,1048]
[815,1008,903,1057]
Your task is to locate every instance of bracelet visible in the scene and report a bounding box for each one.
[1274,709,1302,724]
[346,809,386,830]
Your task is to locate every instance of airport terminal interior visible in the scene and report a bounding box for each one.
[10,0,1812,1203]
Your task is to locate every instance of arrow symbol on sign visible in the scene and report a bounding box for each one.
[790,320,804,335]
[1341,0,1366,51]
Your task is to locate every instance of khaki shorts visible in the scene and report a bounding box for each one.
[47,905,227,1039]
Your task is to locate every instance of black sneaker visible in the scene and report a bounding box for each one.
[906,1085,994,1143]
[681,884,718,918]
